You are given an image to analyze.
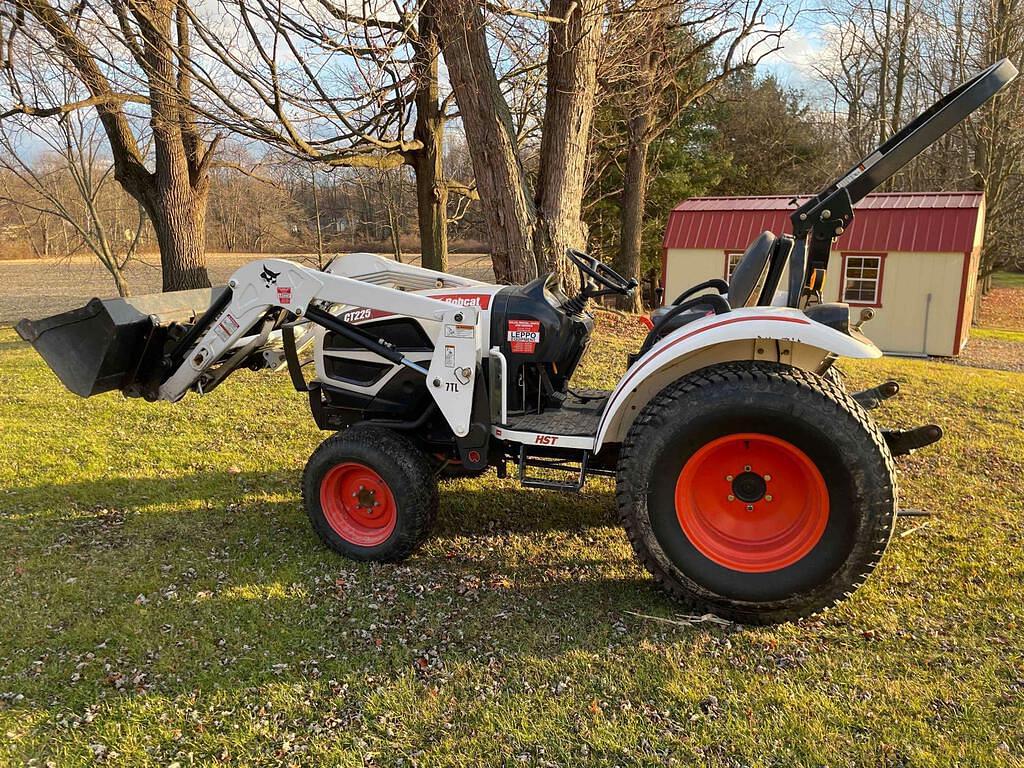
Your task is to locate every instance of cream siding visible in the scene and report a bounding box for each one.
[824,251,965,357]
[663,248,729,303]
[665,247,970,357]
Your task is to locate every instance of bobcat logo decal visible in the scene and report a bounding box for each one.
[260,265,281,287]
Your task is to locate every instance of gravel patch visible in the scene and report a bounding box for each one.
[950,337,1024,373]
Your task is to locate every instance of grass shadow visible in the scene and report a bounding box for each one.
[0,336,28,352]
[6,467,618,534]
[4,485,707,724]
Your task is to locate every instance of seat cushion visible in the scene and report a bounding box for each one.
[648,306,714,336]
[728,231,775,307]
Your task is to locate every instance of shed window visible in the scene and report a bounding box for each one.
[842,254,884,306]
[725,251,744,280]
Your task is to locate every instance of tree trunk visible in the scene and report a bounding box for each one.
[412,3,448,273]
[388,204,403,262]
[534,0,603,288]
[890,0,911,136]
[110,264,131,297]
[435,0,537,284]
[312,170,325,269]
[616,115,651,313]
[141,171,209,291]
[22,0,215,292]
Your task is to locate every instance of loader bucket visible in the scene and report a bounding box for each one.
[15,287,227,398]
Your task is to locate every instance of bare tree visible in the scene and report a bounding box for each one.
[969,0,1024,284]
[180,0,472,270]
[1,0,218,290]
[814,0,1024,281]
[597,0,790,310]
[434,0,603,286]
[0,89,145,295]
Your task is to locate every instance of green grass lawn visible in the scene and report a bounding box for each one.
[992,271,1024,289]
[1,319,1022,767]
[972,327,1024,343]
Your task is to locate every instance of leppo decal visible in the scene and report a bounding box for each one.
[507,319,541,353]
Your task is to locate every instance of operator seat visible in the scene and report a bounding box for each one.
[636,231,793,360]
[727,231,776,307]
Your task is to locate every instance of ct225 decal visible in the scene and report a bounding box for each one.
[507,319,541,353]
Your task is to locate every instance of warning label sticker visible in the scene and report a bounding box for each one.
[444,324,474,339]
[444,344,456,367]
[507,319,541,353]
[276,286,292,305]
[213,313,240,342]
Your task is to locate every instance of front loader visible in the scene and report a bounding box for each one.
[17,59,1017,624]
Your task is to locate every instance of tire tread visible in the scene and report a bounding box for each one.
[615,361,897,624]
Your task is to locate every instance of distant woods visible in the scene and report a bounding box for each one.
[0,0,1020,299]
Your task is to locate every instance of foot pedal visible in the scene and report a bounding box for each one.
[884,424,943,456]
[853,380,900,410]
[517,446,588,491]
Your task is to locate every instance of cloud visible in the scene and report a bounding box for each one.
[756,21,837,100]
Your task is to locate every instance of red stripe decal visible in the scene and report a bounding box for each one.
[599,315,811,436]
[339,292,493,324]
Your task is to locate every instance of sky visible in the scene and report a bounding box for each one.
[754,11,836,104]
[5,3,841,163]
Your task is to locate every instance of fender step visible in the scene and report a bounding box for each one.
[884,424,943,456]
[852,380,900,410]
[517,446,589,491]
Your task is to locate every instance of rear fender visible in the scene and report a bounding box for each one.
[594,307,880,449]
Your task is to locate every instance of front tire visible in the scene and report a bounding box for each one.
[303,426,439,562]
[616,361,896,624]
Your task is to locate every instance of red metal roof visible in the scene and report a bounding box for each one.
[663,192,984,254]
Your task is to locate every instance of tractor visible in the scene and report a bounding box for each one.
[17,59,1017,623]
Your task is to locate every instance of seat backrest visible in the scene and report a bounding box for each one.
[786,239,807,307]
[728,231,775,307]
[757,235,795,306]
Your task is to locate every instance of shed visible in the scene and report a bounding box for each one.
[661,192,986,356]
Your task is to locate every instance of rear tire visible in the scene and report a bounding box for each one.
[616,361,896,624]
[303,426,439,562]
[823,365,846,390]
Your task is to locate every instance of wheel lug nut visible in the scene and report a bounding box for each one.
[764,474,771,482]
[765,494,773,502]
[725,474,734,482]
[727,494,735,502]
[746,504,754,512]
[744,465,752,472]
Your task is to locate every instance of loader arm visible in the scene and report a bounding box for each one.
[156,259,481,436]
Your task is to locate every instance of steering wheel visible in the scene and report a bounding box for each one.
[566,249,637,296]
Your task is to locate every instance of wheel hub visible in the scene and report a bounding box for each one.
[731,471,766,503]
[355,486,380,512]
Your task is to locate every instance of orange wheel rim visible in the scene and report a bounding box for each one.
[320,462,397,546]
[674,433,829,573]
